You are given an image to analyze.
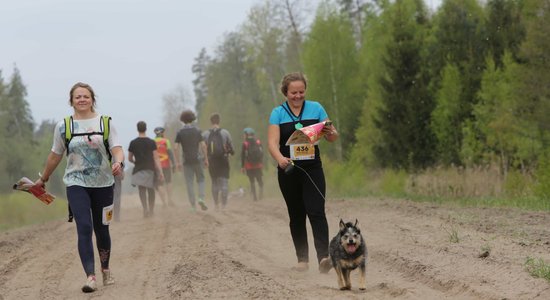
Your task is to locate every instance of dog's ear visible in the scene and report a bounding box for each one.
[339,219,345,230]
[354,219,359,227]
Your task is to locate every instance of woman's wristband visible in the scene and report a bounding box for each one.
[38,172,49,183]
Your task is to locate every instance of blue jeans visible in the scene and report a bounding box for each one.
[211,176,229,207]
[183,162,205,207]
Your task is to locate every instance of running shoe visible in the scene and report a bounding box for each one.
[198,198,208,211]
[81,275,97,293]
[102,269,115,286]
[319,257,332,274]
[291,262,309,272]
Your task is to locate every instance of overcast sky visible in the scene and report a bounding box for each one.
[1,0,440,149]
[0,0,280,148]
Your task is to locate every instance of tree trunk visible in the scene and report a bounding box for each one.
[328,49,343,160]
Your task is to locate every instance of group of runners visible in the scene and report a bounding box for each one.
[35,71,339,293]
[126,110,265,217]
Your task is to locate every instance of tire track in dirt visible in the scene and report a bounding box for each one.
[371,251,492,300]
[329,197,550,300]
[145,208,300,299]
[106,208,176,299]
[0,251,32,292]
[0,221,77,299]
[37,252,74,300]
[0,227,48,291]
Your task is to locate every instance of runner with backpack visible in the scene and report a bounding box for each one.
[204,113,234,210]
[34,82,124,293]
[240,127,264,201]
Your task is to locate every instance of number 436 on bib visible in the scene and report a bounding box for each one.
[290,144,315,160]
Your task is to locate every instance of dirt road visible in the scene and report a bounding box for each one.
[1,193,550,299]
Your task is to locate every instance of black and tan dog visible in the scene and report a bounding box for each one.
[329,219,367,290]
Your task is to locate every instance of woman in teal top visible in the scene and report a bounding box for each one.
[268,72,339,273]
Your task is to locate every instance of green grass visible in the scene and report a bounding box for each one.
[401,193,550,211]
[0,192,67,231]
[525,257,550,282]
[443,224,460,243]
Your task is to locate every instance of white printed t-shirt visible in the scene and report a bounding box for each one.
[51,115,121,188]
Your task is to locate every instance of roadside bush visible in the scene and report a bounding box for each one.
[534,153,550,201]
[324,158,368,197]
[377,169,408,197]
[504,169,533,198]
[406,165,503,198]
[0,192,66,231]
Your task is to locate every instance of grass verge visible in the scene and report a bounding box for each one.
[0,192,66,231]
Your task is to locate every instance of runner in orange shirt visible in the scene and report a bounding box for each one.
[154,127,176,207]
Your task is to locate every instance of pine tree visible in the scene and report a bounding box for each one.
[430,0,487,166]
[373,0,434,170]
[192,48,210,116]
[432,63,462,165]
[516,0,550,148]
[0,71,9,189]
[471,54,540,174]
[303,2,359,160]
[485,0,525,68]
[0,67,35,187]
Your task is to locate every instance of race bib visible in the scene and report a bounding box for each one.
[102,204,114,225]
[290,144,315,160]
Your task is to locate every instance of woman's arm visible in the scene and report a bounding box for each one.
[35,151,63,186]
[110,146,125,176]
[268,124,291,169]
[322,119,339,142]
[172,143,182,170]
[199,140,209,167]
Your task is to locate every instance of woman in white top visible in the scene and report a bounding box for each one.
[35,82,124,293]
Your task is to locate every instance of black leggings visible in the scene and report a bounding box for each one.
[246,168,263,201]
[67,185,113,276]
[278,166,329,263]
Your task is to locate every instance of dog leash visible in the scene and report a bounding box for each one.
[284,160,327,202]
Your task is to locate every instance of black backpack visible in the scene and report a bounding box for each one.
[245,139,263,164]
[207,128,226,159]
